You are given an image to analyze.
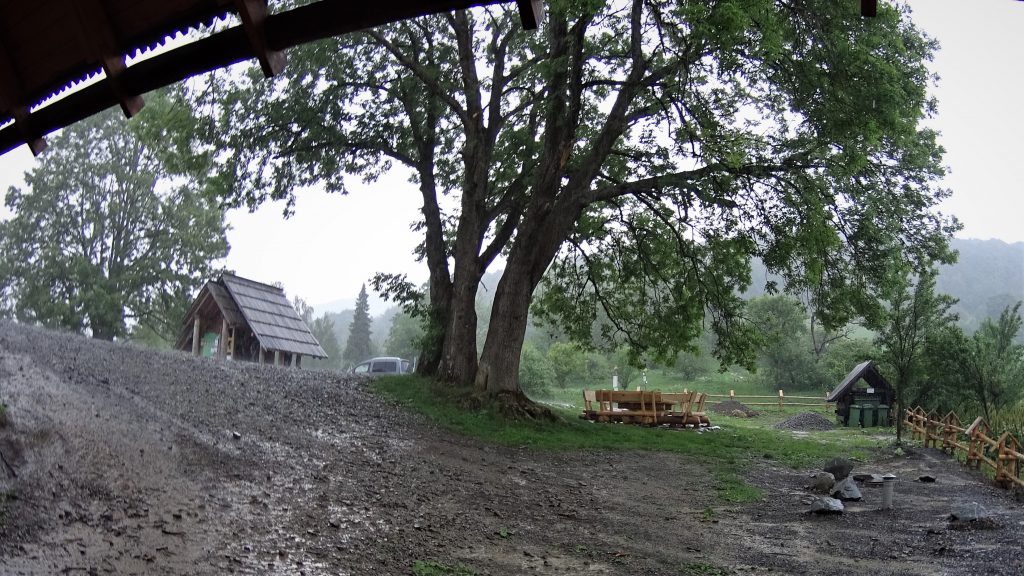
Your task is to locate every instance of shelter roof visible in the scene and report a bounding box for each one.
[826,360,892,402]
[0,0,542,156]
[220,273,327,358]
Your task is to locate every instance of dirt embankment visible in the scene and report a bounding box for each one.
[1,321,1023,575]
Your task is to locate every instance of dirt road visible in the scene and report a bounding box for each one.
[0,321,1022,575]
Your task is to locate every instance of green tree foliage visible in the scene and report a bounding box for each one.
[342,285,374,367]
[820,337,882,385]
[546,342,588,388]
[386,311,425,361]
[0,100,227,340]
[873,270,957,441]
[746,296,827,391]
[518,342,555,396]
[309,314,343,370]
[188,1,957,406]
[928,304,1024,421]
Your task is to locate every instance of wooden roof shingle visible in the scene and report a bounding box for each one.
[220,273,327,358]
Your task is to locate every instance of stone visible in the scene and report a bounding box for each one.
[950,502,989,523]
[823,457,854,481]
[830,476,863,501]
[806,496,844,514]
[809,472,836,494]
[918,475,936,483]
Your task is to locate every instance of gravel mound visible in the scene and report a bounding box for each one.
[710,399,760,417]
[774,412,835,431]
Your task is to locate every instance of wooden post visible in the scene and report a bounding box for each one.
[219,319,228,359]
[191,317,201,355]
[729,390,735,400]
[259,347,265,365]
[274,350,282,366]
[778,390,784,410]
[229,327,236,359]
[291,354,299,368]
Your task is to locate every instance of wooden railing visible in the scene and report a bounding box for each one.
[703,389,834,410]
[904,407,1024,490]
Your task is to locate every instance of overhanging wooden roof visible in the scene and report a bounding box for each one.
[0,0,543,156]
[826,360,893,403]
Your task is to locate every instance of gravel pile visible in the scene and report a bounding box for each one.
[710,399,759,417]
[774,412,835,431]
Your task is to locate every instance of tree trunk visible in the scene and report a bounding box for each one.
[475,197,582,400]
[438,257,482,385]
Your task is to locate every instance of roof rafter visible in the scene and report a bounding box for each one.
[71,0,146,119]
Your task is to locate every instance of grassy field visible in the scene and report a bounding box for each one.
[374,376,891,503]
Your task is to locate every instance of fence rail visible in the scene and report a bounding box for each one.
[701,389,834,410]
[904,407,1024,490]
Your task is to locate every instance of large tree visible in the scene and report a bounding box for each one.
[0,97,227,340]
[873,269,957,441]
[190,0,956,410]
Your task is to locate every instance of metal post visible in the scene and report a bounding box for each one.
[881,474,896,509]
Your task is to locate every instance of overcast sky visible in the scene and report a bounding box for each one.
[1,0,1022,314]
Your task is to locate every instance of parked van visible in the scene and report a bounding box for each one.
[351,356,412,375]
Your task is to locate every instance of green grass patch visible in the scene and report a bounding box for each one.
[412,560,478,576]
[375,376,883,502]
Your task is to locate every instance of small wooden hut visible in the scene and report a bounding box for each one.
[827,361,896,427]
[175,273,327,367]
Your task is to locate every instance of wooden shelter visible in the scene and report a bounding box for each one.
[176,273,327,367]
[0,0,544,156]
[827,360,896,427]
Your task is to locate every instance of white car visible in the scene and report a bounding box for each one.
[350,356,412,375]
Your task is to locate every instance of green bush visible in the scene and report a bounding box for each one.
[519,342,555,395]
[991,402,1024,442]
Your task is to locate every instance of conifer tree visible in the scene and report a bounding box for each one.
[343,285,374,367]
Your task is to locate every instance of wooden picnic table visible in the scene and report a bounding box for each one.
[581,389,710,428]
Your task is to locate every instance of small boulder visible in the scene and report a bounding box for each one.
[806,496,844,515]
[830,476,863,501]
[809,472,836,494]
[918,475,936,483]
[823,457,854,481]
[950,502,988,523]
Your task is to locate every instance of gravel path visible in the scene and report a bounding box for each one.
[1,321,1022,575]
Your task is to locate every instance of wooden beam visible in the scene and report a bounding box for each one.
[219,319,229,359]
[192,318,201,356]
[0,38,46,155]
[861,0,878,17]
[515,0,544,30]
[274,350,282,366]
[0,0,513,156]
[234,0,286,77]
[70,0,144,118]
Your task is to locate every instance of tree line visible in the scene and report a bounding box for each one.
[0,1,982,421]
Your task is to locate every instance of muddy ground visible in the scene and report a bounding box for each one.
[0,321,1022,576]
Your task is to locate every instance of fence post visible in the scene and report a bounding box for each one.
[729,390,735,400]
[778,389,784,410]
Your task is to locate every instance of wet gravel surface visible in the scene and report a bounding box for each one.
[1,321,1023,575]
[775,412,837,431]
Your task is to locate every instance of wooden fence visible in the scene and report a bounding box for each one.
[904,407,1024,490]
[703,389,833,410]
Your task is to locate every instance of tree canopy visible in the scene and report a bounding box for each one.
[0,97,228,341]
[186,0,958,409]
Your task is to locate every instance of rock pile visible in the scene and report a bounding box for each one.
[774,412,835,431]
[709,399,759,417]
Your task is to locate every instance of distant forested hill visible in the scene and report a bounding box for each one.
[746,238,1023,332]
[937,239,1024,332]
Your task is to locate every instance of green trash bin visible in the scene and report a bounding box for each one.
[877,405,890,427]
[849,404,862,428]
